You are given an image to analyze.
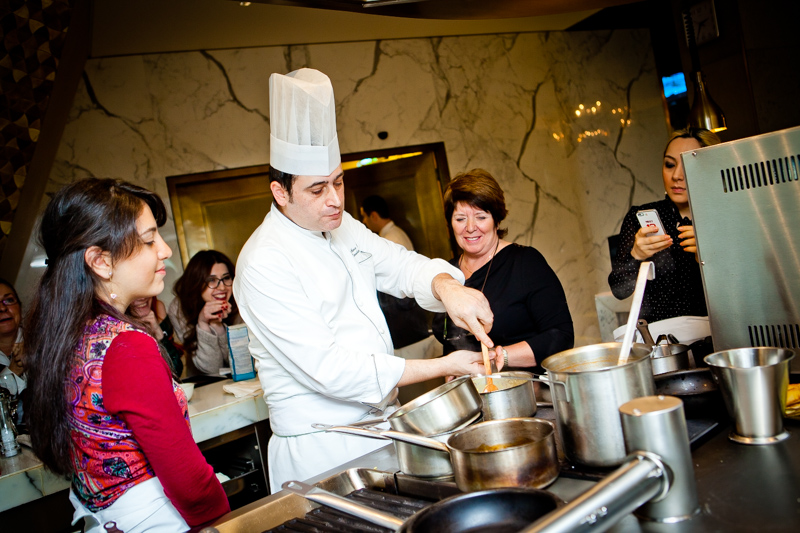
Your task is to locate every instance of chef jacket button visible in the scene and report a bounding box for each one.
[379,328,385,334]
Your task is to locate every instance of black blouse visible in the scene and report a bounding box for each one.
[432,244,574,372]
[608,196,707,322]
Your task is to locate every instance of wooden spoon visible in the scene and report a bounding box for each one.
[481,343,498,393]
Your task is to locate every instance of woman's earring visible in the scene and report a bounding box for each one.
[108,270,113,279]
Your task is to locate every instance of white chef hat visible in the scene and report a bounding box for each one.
[269,68,341,176]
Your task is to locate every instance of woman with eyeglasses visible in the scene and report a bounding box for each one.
[0,278,26,426]
[23,178,229,531]
[168,250,241,377]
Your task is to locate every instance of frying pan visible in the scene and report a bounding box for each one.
[283,480,563,533]
[654,367,725,418]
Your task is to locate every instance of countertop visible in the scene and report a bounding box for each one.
[212,416,800,532]
[0,378,268,513]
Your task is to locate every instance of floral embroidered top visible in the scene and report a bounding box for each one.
[68,314,189,511]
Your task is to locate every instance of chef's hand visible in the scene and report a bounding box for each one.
[198,300,230,334]
[631,227,672,261]
[442,349,486,379]
[399,349,482,386]
[677,225,700,261]
[432,273,494,347]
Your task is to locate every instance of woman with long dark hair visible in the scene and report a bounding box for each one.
[167,250,240,377]
[24,178,228,532]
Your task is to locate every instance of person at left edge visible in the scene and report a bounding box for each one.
[24,178,229,532]
[234,68,497,492]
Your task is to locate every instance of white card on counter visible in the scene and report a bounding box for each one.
[226,323,256,382]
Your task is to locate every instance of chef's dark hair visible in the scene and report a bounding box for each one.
[270,165,296,196]
[23,177,167,476]
[173,249,238,359]
[443,169,509,239]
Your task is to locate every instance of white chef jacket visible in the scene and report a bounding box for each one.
[233,205,463,490]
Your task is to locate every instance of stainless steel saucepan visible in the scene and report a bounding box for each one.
[325,417,559,491]
[386,375,482,435]
[313,413,481,479]
[637,319,691,375]
[472,371,538,420]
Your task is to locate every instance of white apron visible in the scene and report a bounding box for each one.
[69,477,188,533]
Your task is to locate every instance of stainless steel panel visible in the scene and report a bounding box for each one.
[682,125,800,365]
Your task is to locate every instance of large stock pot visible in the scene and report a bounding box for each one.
[540,342,656,467]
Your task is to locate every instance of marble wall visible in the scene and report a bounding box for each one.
[32,29,669,346]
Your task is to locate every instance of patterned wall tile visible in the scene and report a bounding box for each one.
[0,0,71,256]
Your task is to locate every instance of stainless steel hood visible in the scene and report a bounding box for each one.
[241,0,641,20]
[683,125,800,367]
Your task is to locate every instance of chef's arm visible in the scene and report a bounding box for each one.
[431,273,494,347]
[397,349,485,387]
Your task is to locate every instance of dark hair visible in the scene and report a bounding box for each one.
[443,169,509,239]
[269,165,296,197]
[23,178,167,476]
[664,127,721,155]
[173,250,238,358]
[361,195,390,219]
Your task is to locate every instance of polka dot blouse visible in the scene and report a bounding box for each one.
[608,197,707,323]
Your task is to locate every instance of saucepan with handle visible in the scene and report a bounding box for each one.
[636,319,691,375]
[472,371,538,420]
[283,479,564,533]
[312,415,480,479]
[321,417,559,491]
[384,375,482,436]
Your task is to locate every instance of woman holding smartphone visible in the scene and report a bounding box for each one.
[24,178,229,532]
[608,127,720,323]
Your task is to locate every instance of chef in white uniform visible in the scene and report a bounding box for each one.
[233,68,497,492]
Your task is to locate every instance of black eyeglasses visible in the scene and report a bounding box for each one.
[205,275,233,289]
[0,296,18,306]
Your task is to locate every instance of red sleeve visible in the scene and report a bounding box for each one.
[103,331,230,526]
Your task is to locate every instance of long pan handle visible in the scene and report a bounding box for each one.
[313,424,391,440]
[282,480,405,531]
[378,430,450,453]
[317,424,450,453]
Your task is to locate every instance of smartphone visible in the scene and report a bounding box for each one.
[636,209,666,236]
